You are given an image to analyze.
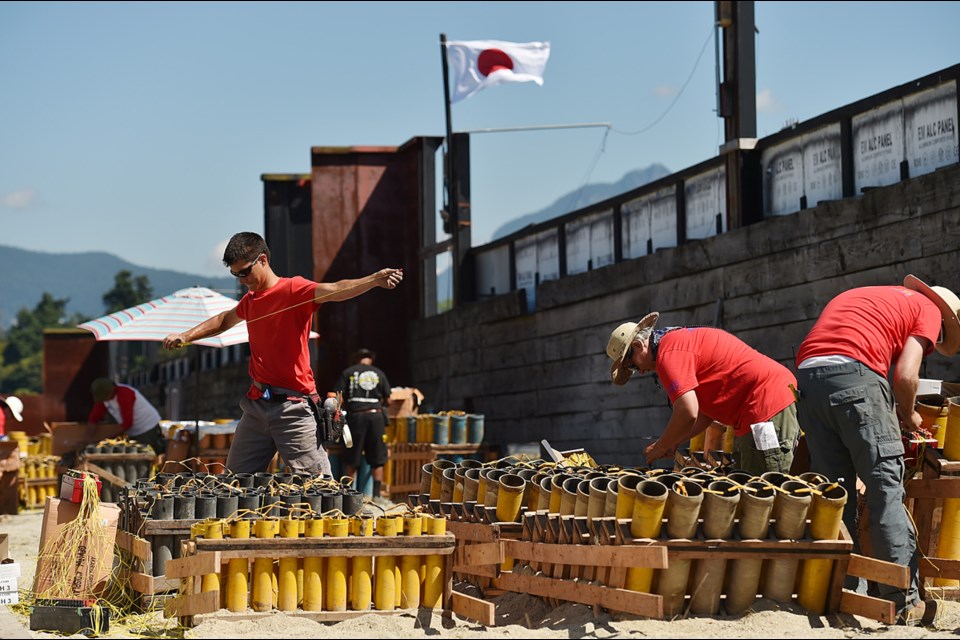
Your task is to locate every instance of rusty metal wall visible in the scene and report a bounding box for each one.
[307,141,427,395]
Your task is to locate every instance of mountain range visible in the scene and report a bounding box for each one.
[0,164,671,330]
[0,246,237,330]
[490,163,671,240]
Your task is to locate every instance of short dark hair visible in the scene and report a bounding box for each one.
[223,232,270,266]
[352,348,375,364]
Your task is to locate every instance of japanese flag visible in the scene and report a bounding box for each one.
[446,39,551,103]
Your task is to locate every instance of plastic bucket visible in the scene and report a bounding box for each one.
[433,415,450,445]
[449,414,467,444]
[467,414,485,444]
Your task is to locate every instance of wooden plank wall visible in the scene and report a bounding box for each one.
[408,164,960,466]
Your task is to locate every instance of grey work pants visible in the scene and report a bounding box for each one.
[795,360,918,613]
[226,395,332,477]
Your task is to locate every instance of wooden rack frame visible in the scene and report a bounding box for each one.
[414,493,914,626]
[164,531,457,626]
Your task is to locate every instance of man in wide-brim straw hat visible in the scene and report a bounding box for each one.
[795,274,960,627]
[605,311,801,476]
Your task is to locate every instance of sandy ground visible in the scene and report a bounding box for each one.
[1,506,959,639]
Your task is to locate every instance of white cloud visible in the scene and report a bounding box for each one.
[2,189,37,209]
[206,238,229,273]
[756,88,785,113]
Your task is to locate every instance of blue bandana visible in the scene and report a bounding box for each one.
[650,327,682,362]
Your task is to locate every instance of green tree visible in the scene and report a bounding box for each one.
[0,292,85,394]
[102,270,154,373]
[103,270,153,313]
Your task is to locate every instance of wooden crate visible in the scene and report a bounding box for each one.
[115,528,183,611]
[384,443,434,497]
[383,444,497,500]
[117,498,199,610]
[163,526,457,626]
[19,477,58,509]
[906,445,960,600]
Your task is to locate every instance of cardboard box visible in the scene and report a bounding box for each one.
[49,422,123,456]
[33,497,119,599]
[387,387,423,419]
[0,442,19,473]
[918,378,942,396]
[0,471,17,515]
[0,560,21,578]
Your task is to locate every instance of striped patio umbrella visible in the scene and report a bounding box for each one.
[78,286,248,347]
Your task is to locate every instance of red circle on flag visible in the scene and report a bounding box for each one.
[477,49,514,77]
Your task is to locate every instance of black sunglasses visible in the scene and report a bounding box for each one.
[230,253,264,278]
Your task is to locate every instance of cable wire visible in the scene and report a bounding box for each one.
[611,25,715,137]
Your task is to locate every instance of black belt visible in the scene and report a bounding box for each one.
[350,408,382,414]
[253,381,313,403]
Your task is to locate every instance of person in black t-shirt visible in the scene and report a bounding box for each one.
[332,348,391,500]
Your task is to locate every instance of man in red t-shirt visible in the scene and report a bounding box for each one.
[795,275,960,625]
[163,232,403,477]
[87,378,165,454]
[606,312,800,475]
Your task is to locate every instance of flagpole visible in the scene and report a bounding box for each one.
[439,33,460,306]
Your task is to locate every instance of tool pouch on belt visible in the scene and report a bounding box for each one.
[311,396,344,445]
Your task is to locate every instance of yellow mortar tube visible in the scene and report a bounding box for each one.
[375,515,398,610]
[797,483,847,613]
[496,473,525,523]
[689,429,706,452]
[400,514,423,609]
[351,515,374,611]
[917,397,948,448]
[616,473,642,520]
[420,512,432,584]
[325,516,350,611]
[302,517,325,611]
[201,519,223,594]
[277,517,300,611]
[431,459,454,501]
[297,518,305,605]
[935,397,960,586]
[453,471,465,503]
[422,515,447,609]
[495,474,522,573]
[251,518,277,612]
[393,515,404,608]
[476,472,489,509]
[625,479,668,593]
[226,519,251,612]
[945,396,960,460]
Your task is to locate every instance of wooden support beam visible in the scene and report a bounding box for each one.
[451,591,496,626]
[164,551,221,578]
[80,461,126,489]
[846,553,910,589]
[494,571,663,619]
[165,590,219,619]
[838,589,896,625]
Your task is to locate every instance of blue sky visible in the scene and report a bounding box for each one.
[2,1,958,278]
